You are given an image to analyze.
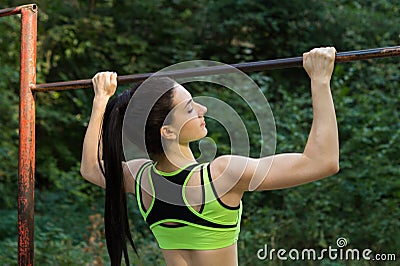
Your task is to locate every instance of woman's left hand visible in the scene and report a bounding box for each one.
[303,47,336,83]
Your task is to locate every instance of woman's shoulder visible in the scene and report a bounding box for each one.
[208,155,255,187]
[209,155,230,170]
[123,159,152,180]
[122,159,153,194]
[208,155,246,180]
[208,155,247,204]
[210,155,251,171]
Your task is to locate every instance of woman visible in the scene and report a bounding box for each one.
[80,47,339,266]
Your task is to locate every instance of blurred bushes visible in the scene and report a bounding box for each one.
[0,0,399,264]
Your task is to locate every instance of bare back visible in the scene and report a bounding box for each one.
[161,243,238,266]
[127,160,241,266]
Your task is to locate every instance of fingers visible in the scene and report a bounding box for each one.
[110,72,117,87]
[307,47,336,60]
[303,46,336,65]
[303,47,336,81]
[92,71,118,97]
[92,71,118,87]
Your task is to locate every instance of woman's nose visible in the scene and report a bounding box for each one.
[197,103,207,116]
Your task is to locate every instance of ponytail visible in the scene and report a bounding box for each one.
[99,89,137,266]
[98,77,176,265]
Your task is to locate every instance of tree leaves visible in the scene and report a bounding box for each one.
[0,0,399,264]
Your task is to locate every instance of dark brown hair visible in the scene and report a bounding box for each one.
[99,77,176,265]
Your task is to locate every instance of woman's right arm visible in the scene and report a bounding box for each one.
[80,72,117,188]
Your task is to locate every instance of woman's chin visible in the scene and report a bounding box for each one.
[202,128,208,137]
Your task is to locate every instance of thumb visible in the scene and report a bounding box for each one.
[110,72,118,87]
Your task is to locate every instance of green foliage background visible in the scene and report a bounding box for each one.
[0,0,399,265]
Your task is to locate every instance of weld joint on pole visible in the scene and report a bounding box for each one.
[29,83,36,91]
[21,4,38,11]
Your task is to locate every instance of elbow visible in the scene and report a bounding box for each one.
[80,163,105,188]
[324,159,340,176]
[80,164,87,178]
[80,163,91,179]
[80,160,85,175]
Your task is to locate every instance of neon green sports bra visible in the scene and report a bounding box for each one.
[135,162,242,250]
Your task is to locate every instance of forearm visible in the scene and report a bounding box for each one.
[303,79,339,171]
[80,96,109,186]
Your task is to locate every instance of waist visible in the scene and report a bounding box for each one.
[151,221,241,250]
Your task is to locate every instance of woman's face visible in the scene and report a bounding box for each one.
[167,84,208,144]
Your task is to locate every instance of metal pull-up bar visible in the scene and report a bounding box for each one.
[32,45,400,92]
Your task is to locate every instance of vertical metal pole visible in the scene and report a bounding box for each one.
[18,4,37,266]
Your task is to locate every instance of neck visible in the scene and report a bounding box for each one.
[155,142,196,172]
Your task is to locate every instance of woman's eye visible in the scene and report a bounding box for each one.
[188,108,194,113]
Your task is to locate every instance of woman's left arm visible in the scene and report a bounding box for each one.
[213,47,339,192]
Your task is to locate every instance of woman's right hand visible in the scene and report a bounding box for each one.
[303,47,336,83]
[92,71,118,99]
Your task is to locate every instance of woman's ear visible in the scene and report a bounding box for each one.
[160,125,177,140]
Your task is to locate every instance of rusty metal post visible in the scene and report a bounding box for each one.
[18,4,37,266]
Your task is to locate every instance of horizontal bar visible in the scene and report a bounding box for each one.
[33,45,400,92]
[0,4,37,17]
